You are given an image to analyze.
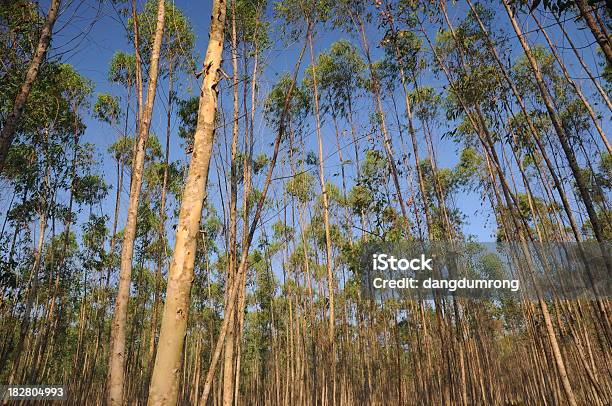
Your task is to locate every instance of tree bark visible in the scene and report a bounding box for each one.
[307,25,336,367]
[149,57,174,370]
[222,1,240,402]
[107,0,166,404]
[575,0,612,66]
[147,1,226,404]
[199,33,309,406]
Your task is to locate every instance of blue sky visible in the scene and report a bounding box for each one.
[34,0,611,251]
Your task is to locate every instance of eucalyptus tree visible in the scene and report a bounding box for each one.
[278,5,339,388]
[43,64,94,352]
[461,1,612,335]
[379,11,435,237]
[107,0,166,404]
[0,60,96,386]
[221,1,270,403]
[108,52,137,140]
[94,93,130,288]
[334,0,413,234]
[148,0,225,403]
[133,0,196,371]
[501,1,609,254]
[0,0,61,173]
[198,22,309,406]
[0,1,611,404]
[102,52,136,288]
[314,40,365,197]
[500,6,612,357]
[432,3,607,404]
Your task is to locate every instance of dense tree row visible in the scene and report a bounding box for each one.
[0,0,610,404]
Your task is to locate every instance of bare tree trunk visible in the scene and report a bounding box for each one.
[199,33,309,406]
[7,210,47,385]
[223,1,241,402]
[149,57,174,369]
[147,1,226,404]
[132,0,144,127]
[0,0,61,173]
[107,0,166,404]
[574,0,612,65]
[353,13,412,234]
[234,34,261,404]
[307,27,336,389]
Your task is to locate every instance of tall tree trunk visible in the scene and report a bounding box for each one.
[199,33,309,406]
[233,33,261,404]
[307,26,336,384]
[223,1,241,402]
[574,0,612,65]
[132,0,144,127]
[107,0,166,404]
[149,57,174,369]
[353,12,412,234]
[0,0,61,173]
[147,1,226,404]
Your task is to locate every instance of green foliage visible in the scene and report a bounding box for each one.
[233,0,269,49]
[2,62,89,150]
[576,153,611,206]
[129,0,195,72]
[409,86,440,123]
[57,64,94,108]
[177,96,199,149]
[82,214,109,257]
[381,29,423,76]
[0,0,43,85]
[347,184,374,216]
[1,2,610,400]
[286,171,315,203]
[512,46,565,102]
[272,221,294,243]
[264,74,310,127]
[454,147,482,188]
[274,0,333,38]
[94,93,121,125]
[310,40,365,117]
[108,52,137,87]
[73,174,109,205]
[108,136,134,164]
